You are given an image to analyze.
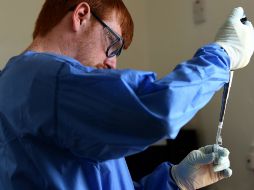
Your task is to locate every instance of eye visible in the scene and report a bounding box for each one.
[107,33,115,41]
[104,28,115,42]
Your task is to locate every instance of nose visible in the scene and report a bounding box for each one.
[103,56,117,69]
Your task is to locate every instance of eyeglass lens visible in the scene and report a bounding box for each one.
[103,27,123,57]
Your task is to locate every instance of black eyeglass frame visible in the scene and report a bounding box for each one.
[68,4,124,58]
[91,11,124,58]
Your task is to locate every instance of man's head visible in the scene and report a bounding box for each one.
[31,0,134,69]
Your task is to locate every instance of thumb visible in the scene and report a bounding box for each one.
[229,7,245,20]
[196,152,215,165]
[218,168,233,180]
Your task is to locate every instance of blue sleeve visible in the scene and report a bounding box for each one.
[134,163,179,190]
[57,43,230,161]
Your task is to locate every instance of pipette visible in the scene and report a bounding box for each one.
[214,16,247,164]
[214,71,234,164]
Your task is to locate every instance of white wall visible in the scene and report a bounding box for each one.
[0,0,149,71]
[0,0,44,68]
[1,1,254,190]
[124,1,254,190]
[119,0,150,71]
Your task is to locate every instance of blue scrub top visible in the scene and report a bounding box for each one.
[0,44,230,190]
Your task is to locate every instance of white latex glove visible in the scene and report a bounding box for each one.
[171,145,232,190]
[215,7,254,70]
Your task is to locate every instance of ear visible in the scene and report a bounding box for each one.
[71,2,91,32]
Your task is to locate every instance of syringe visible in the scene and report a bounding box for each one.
[214,71,234,164]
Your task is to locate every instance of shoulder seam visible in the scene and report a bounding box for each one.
[54,62,65,136]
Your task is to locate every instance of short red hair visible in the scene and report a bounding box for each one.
[33,0,134,49]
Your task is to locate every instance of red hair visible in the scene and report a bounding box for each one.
[33,0,134,49]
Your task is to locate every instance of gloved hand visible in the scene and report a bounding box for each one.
[215,7,254,70]
[171,145,232,190]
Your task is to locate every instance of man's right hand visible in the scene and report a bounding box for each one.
[215,7,254,70]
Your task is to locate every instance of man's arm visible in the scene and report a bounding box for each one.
[56,44,229,161]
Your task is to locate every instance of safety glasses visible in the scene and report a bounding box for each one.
[68,4,124,58]
[91,11,124,58]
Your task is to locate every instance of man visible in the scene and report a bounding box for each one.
[0,0,253,189]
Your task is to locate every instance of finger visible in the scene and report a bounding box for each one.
[199,145,214,154]
[213,157,230,172]
[218,168,233,179]
[197,152,215,165]
[217,156,230,165]
[218,147,230,157]
[211,145,228,156]
[200,144,225,154]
